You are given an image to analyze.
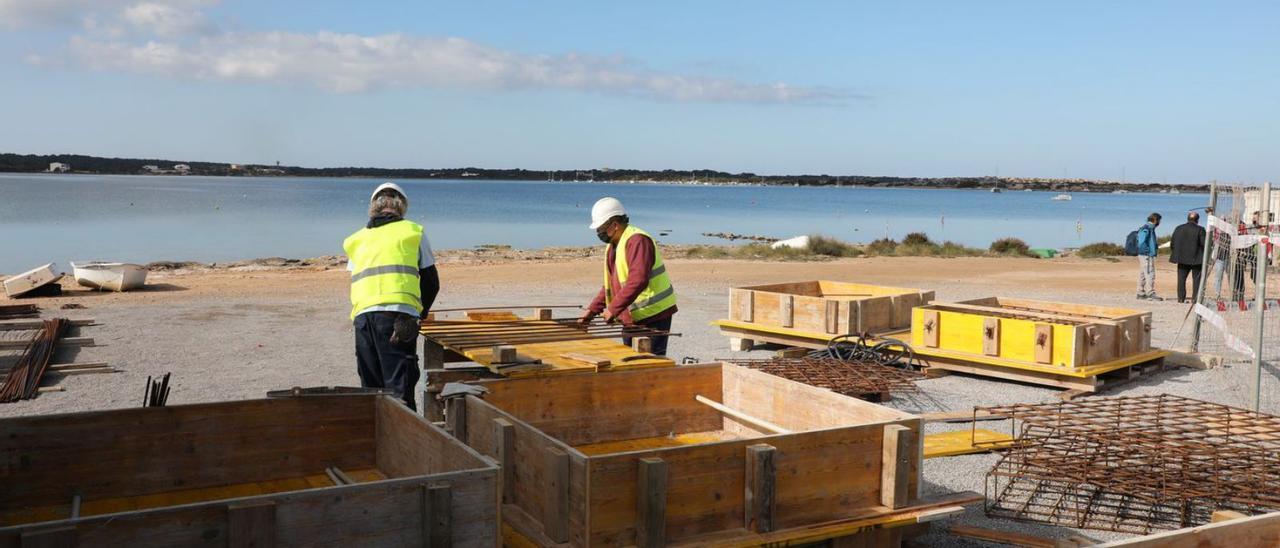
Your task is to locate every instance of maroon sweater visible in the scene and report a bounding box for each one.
[587,232,677,325]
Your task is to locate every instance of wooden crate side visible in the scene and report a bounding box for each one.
[738,281,823,297]
[889,293,922,331]
[463,398,587,546]
[788,295,828,333]
[476,365,724,446]
[993,297,1145,319]
[750,291,785,327]
[584,424,898,545]
[375,396,492,478]
[720,364,913,431]
[856,296,895,333]
[1082,323,1120,366]
[0,470,499,548]
[1094,509,1280,547]
[0,397,376,511]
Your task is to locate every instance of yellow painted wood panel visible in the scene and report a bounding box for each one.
[923,429,1014,458]
[573,431,745,456]
[912,308,1080,368]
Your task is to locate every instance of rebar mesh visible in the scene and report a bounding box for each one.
[979,395,1280,533]
[720,357,922,396]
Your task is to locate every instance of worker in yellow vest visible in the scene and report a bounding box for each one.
[342,183,440,410]
[578,197,677,355]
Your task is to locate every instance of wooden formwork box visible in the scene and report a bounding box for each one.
[725,281,934,350]
[911,297,1152,370]
[0,395,499,547]
[450,363,976,547]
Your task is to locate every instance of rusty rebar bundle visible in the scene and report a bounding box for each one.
[720,357,922,396]
[421,318,677,350]
[978,395,1280,534]
[0,318,67,402]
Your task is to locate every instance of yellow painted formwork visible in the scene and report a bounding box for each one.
[912,297,1153,372]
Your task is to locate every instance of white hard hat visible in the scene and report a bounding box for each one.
[589,197,626,229]
[370,182,407,203]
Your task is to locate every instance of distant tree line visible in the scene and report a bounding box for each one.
[0,152,1209,193]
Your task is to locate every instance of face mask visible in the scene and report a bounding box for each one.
[596,229,611,244]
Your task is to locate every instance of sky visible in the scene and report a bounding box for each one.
[0,1,1276,182]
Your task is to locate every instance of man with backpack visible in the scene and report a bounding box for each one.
[1128,213,1162,300]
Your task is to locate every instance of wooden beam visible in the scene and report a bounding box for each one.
[422,483,452,547]
[445,397,467,444]
[982,317,1000,356]
[824,300,840,334]
[745,444,777,533]
[0,337,93,349]
[0,318,94,331]
[1094,510,1280,547]
[424,339,445,370]
[728,337,754,352]
[921,309,940,348]
[491,345,517,364]
[534,308,554,320]
[636,457,668,548]
[228,500,276,548]
[632,337,653,354]
[543,446,570,543]
[881,424,914,509]
[695,394,791,434]
[1034,323,1054,364]
[494,418,515,504]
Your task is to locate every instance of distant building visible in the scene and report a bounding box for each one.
[47,162,70,173]
[142,165,161,173]
[229,164,242,171]
[173,164,191,174]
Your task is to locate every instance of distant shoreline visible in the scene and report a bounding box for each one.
[2,152,1211,194]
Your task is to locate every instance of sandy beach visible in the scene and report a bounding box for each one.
[2,253,1272,544]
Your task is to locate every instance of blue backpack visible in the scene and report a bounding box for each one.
[1124,225,1145,256]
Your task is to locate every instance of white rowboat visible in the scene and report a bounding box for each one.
[70,262,148,292]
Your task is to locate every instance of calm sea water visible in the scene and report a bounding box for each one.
[0,173,1210,274]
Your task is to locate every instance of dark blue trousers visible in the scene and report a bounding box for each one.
[354,311,420,410]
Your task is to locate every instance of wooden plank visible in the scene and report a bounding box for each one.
[533,308,554,321]
[17,527,75,548]
[948,525,1059,548]
[779,295,794,328]
[374,396,493,479]
[857,296,894,334]
[825,300,840,334]
[695,394,791,435]
[558,352,611,366]
[922,360,1098,391]
[422,483,452,548]
[982,317,1000,356]
[732,289,754,323]
[728,337,753,352]
[921,309,940,348]
[1034,324,1053,364]
[636,457,668,548]
[543,447,570,544]
[880,425,913,509]
[1095,510,1280,547]
[227,500,276,548]
[744,444,776,533]
[492,418,515,505]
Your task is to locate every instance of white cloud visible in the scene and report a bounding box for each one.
[57,31,851,103]
[13,0,851,104]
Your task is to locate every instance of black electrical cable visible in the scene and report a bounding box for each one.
[808,333,921,369]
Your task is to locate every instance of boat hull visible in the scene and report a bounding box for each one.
[70,262,148,291]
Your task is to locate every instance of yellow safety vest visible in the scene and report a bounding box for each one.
[342,220,424,320]
[605,225,677,322]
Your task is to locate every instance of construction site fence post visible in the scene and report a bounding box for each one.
[1253,182,1271,411]
[1191,181,1219,352]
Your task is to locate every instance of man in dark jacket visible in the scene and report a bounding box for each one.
[1169,211,1206,303]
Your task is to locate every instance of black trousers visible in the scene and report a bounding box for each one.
[623,315,673,356]
[354,311,420,410]
[1175,264,1202,303]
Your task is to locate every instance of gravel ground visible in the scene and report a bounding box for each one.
[1,257,1276,546]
